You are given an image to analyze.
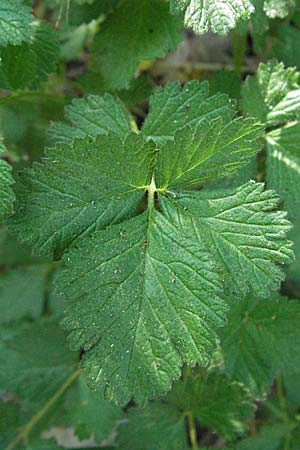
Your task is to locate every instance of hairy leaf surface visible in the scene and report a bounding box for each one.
[241,61,300,127]
[59,210,225,404]
[170,0,254,34]
[0,0,33,47]
[0,143,14,221]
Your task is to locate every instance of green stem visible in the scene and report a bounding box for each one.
[5,369,81,450]
[232,31,247,74]
[187,411,198,450]
[0,91,64,105]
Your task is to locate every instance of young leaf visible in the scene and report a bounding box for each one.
[170,0,254,35]
[48,94,132,144]
[241,60,300,127]
[0,0,33,47]
[0,143,14,221]
[266,124,300,280]
[92,0,183,90]
[219,296,300,396]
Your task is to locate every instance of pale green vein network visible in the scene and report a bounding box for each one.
[59,208,225,405]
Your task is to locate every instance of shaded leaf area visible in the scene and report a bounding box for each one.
[219,296,300,396]
[92,0,183,90]
[0,20,59,90]
[117,370,254,449]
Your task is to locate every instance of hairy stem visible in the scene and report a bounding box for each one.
[5,369,81,450]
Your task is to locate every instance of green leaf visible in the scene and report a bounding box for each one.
[59,209,225,405]
[219,296,300,396]
[154,118,263,189]
[236,424,287,450]
[160,183,293,297]
[168,371,255,439]
[208,69,242,99]
[48,376,123,443]
[0,264,49,323]
[272,25,300,69]
[266,124,300,280]
[0,0,33,47]
[10,133,153,256]
[11,83,293,405]
[0,398,64,449]
[170,0,254,35]
[0,143,14,221]
[241,60,300,127]
[92,0,183,90]
[0,318,78,406]
[142,80,236,142]
[0,20,59,90]
[48,93,132,144]
[117,402,189,450]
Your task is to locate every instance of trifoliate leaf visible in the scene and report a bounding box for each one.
[142,80,236,142]
[266,124,300,281]
[92,0,183,90]
[168,371,255,439]
[59,209,225,405]
[160,183,293,298]
[48,375,123,443]
[219,296,300,396]
[170,0,254,35]
[241,60,300,127]
[0,0,33,47]
[48,94,132,145]
[154,118,263,189]
[0,20,59,90]
[0,143,14,221]
[117,402,189,450]
[0,264,49,323]
[10,133,153,256]
[0,318,78,406]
